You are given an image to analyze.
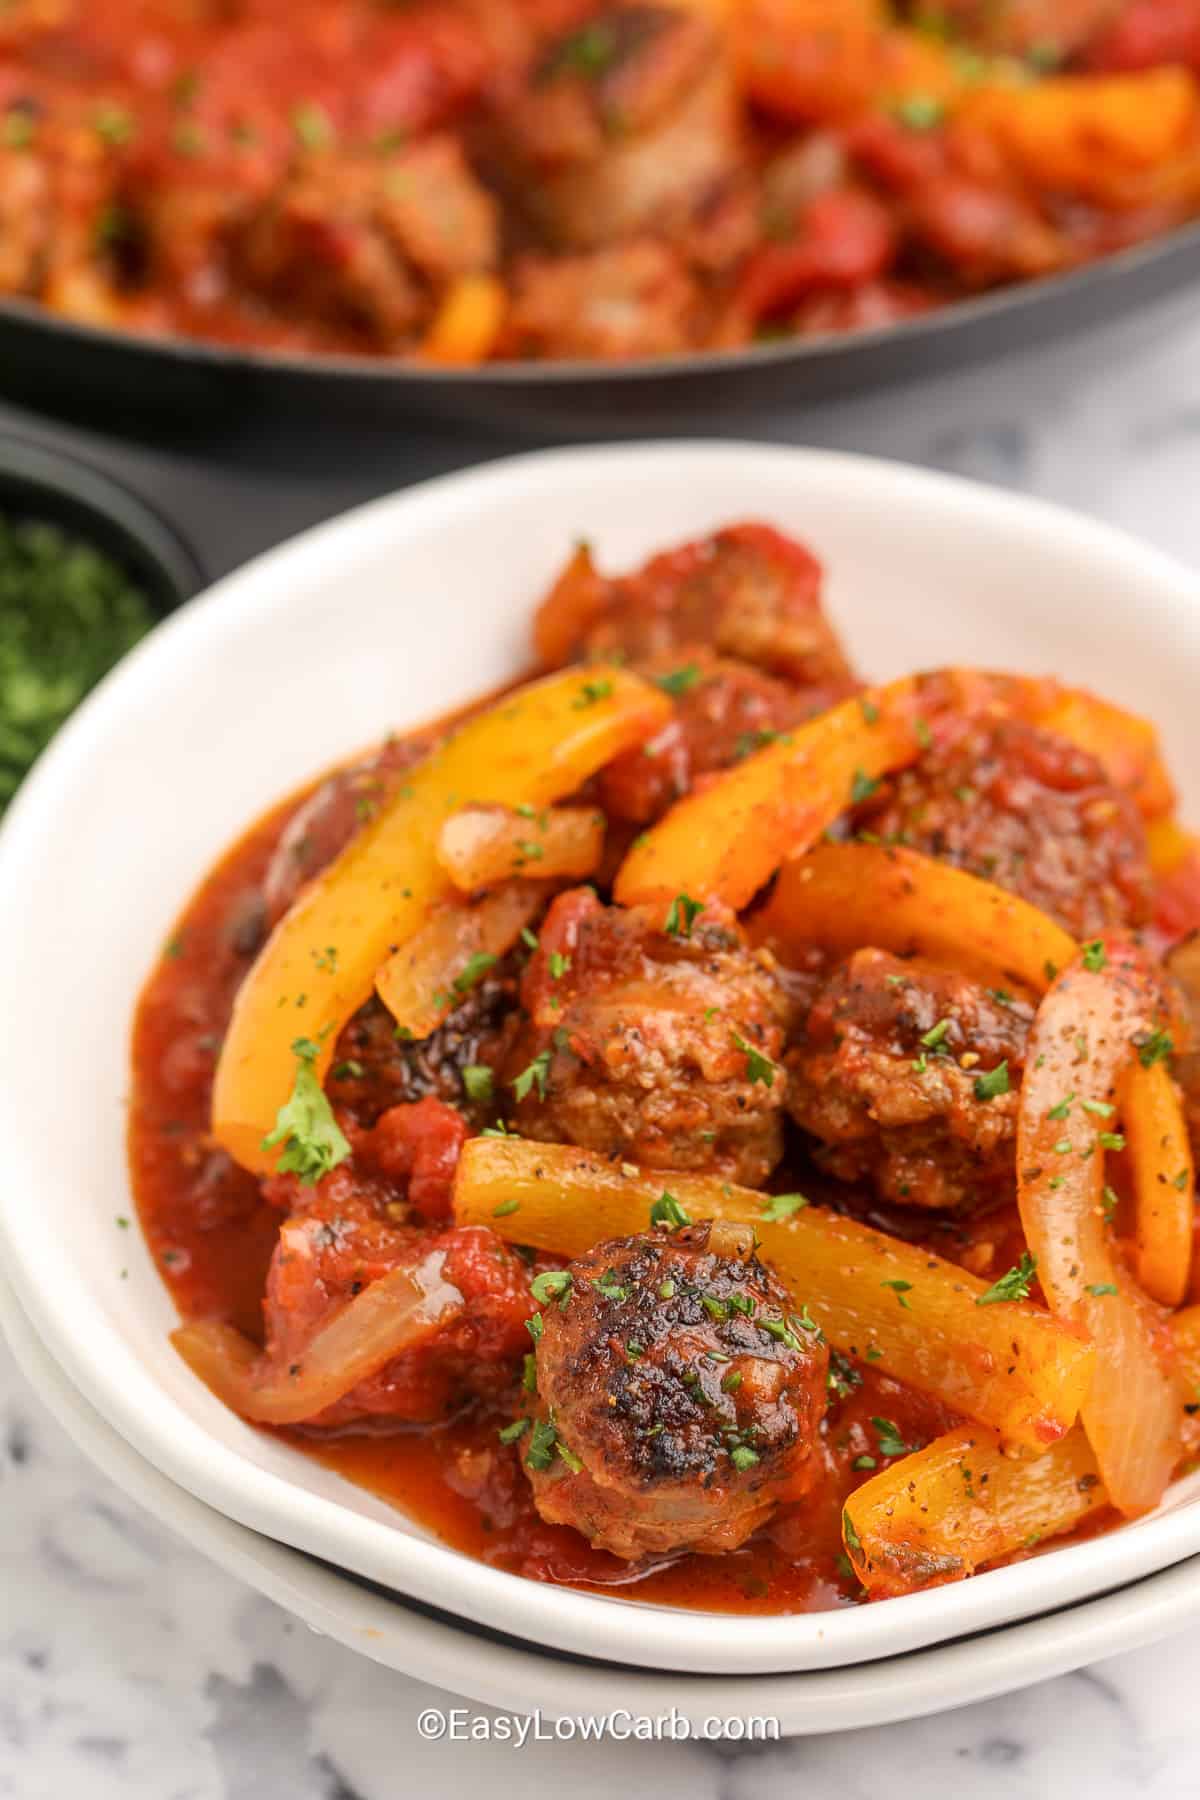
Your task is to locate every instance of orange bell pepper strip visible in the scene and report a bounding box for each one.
[1017,939,1183,1514]
[420,274,506,366]
[212,667,670,1175]
[615,676,925,910]
[754,840,1077,993]
[1121,1060,1195,1309]
[455,1137,1095,1450]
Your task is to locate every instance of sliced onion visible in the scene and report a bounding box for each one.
[172,1253,463,1426]
[1017,939,1182,1514]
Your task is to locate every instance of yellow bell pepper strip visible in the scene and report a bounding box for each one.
[842,1423,1105,1599]
[614,675,924,910]
[754,840,1076,993]
[1017,939,1183,1514]
[212,666,670,1174]
[845,1300,1200,1596]
[375,882,545,1042]
[455,1137,1095,1450]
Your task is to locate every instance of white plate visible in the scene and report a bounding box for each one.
[2,442,1200,1679]
[5,1263,1200,1736]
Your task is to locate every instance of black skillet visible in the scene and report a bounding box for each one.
[2,214,1200,441]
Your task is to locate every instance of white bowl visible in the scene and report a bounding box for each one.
[2,442,1200,1680]
[6,1262,1200,1736]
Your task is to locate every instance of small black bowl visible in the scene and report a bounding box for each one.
[0,435,206,616]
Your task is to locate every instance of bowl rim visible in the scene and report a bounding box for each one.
[7,1261,1200,1735]
[3,440,1200,1677]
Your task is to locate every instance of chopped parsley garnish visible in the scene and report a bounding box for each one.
[522,1353,538,1392]
[292,102,334,150]
[871,1417,918,1459]
[842,1510,862,1554]
[520,927,539,951]
[1047,1094,1075,1120]
[1085,1282,1118,1297]
[894,92,945,130]
[850,767,880,805]
[664,892,704,938]
[452,951,497,997]
[1098,1132,1126,1152]
[261,1039,350,1185]
[881,1279,913,1309]
[860,698,880,725]
[732,1030,778,1088]
[650,1191,690,1230]
[548,951,571,980]
[530,1269,572,1306]
[491,1198,520,1219]
[498,1417,529,1444]
[572,677,614,709]
[760,1192,808,1220]
[920,1018,952,1050]
[94,103,136,146]
[1080,1097,1114,1118]
[592,1272,629,1302]
[976,1251,1037,1306]
[1138,1028,1175,1068]
[525,1417,559,1471]
[659,1278,677,1299]
[1081,940,1108,972]
[973,1061,1010,1102]
[462,1064,494,1102]
[525,1312,544,1343]
[0,516,156,811]
[512,1049,552,1102]
[914,717,933,750]
[331,1059,364,1081]
[721,1369,743,1393]
[703,1294,731,1322]
[655,663,702,697]
[729,1445,760,1471]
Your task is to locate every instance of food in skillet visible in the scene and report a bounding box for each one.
[131,518,1200,1611]
[3,0,1200,364]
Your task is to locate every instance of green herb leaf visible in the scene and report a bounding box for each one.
[655,664,702,697]
[975,1250,1037,1306]
[760,1192,809,1220]
[530,1269,572,1306]
[261,1041,350,1185]
[973,1060,1010,1102]
[462,1064,494,1102]
[664,892,704,938]
[650,1190,690,1230]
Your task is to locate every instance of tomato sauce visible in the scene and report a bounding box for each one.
[128,747,966,1615]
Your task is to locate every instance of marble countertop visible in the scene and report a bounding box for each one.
[5,289,1200,1797]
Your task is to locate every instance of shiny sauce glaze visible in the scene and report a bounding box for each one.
[128,732,1111,1614]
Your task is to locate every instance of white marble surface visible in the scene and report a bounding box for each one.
[6,292,1200,1795]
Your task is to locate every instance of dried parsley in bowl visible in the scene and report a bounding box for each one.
[0,514,155,810]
